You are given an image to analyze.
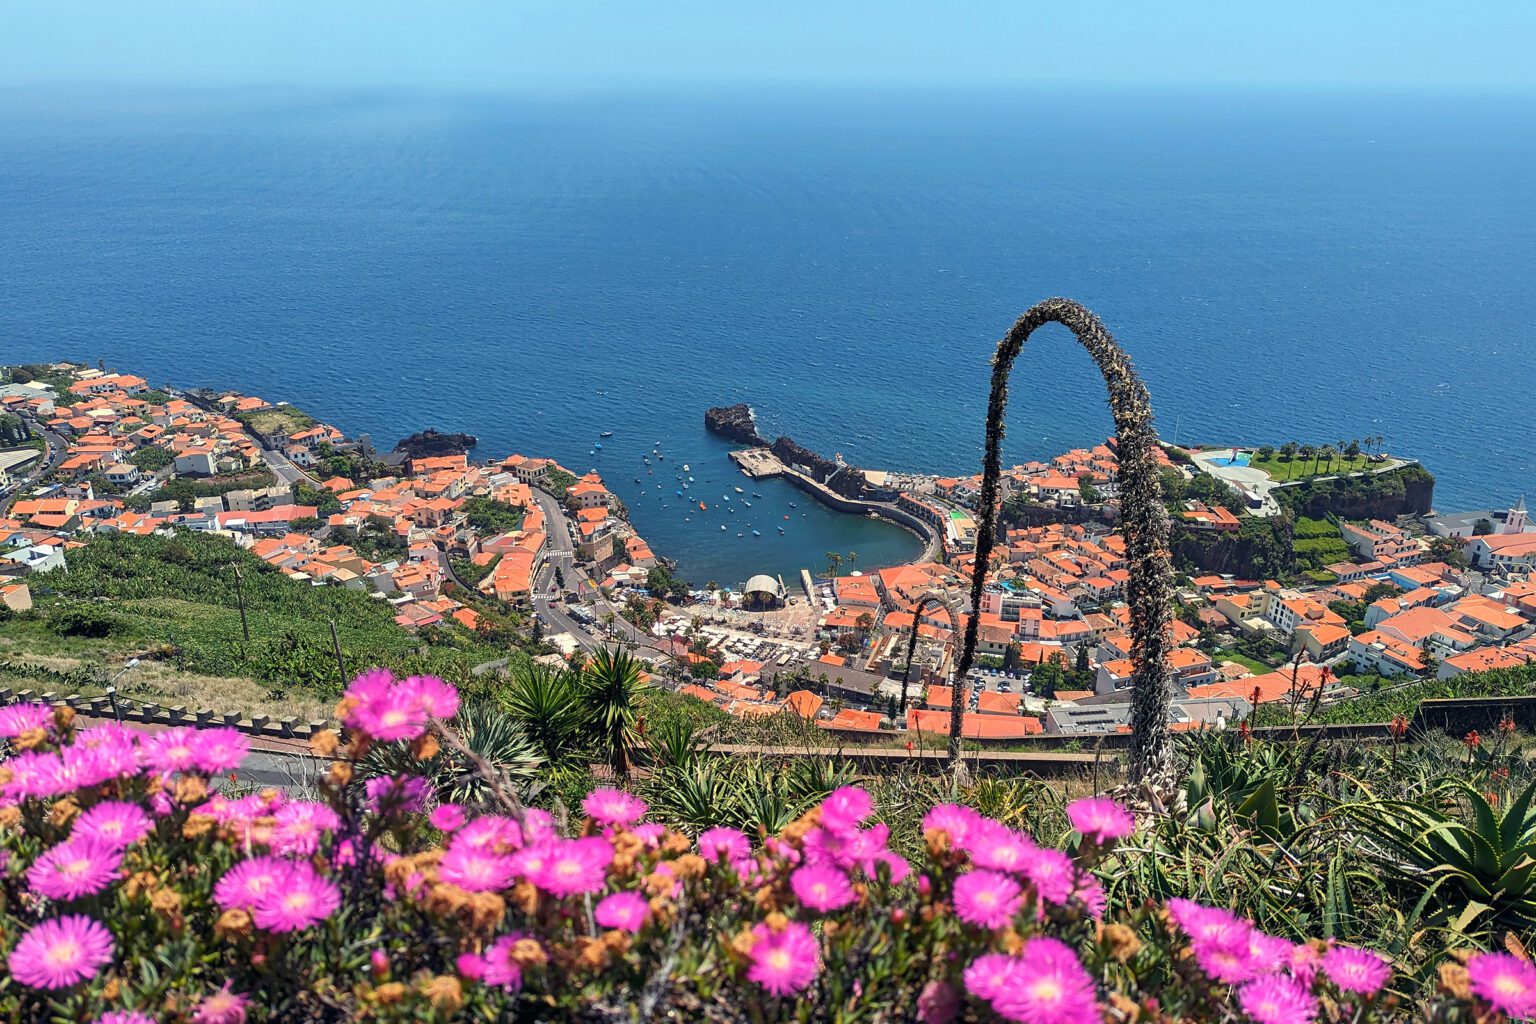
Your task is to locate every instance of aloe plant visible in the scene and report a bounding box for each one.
[1348,778,1536,932]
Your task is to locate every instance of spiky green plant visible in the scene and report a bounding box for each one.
[953,298,1175,780]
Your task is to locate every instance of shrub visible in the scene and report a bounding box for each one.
[0,671,1518,1022]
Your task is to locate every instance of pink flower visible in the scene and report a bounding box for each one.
[271,801,341,857]
[139,727,203,774]
[924,803,985,847]
[697,827,751,863]
[968,821,1039,874]
[1239,974,1319,1024]
[791,863,857,913]
[1322,945,1390,996]
[818,786,873,833]
[631,822,666,847]
[190,728,249,774]
[1066,797,1135,843]
[1288,944,1323,986]
[918,980,960,1024]
[1071,873,1108,920]
[1019,847,1076,905]
[365,774,429,816]
[342,671,460,740]
[0,702,54,737]
[1168,900,1258,984]
[1468,952,1536,1018]
[402,674,460,719]
[533,837,614,896]
[990,937,1099,1024]
[27,837,123,901]
[594,891,650,932]
[952,869,1023,929]
[583,787,648,827]
[192,983,250,1024]
[95,1013,156,1024]
[8,914,115,989]
[72,801,154,849]
[439,846,518,892]
[1247,932,1297,975]
[453,815,522,853]
[456,951,487,981]
[483,934,525,992]
[747,921,819,997]
[964,953,1021,1002]
[251,861,340,932]
[214,856,293,911]
[430,804,467,832]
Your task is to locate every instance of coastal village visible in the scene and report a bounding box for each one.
[3,361,1535,746]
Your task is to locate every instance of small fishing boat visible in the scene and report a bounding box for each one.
[752,492,762,498]
[789,502,797,508]
[720,525,726,531]
[734,486,744,494]
[687,476,694,482]
[676,490,682,496]
[643,457,650,465]
[682,464,690,472]
[783,515,790,520]
[600,431,613,438]
[698,501,707,511]
[736,533,744,538]
[752,530,761,537]
[723,494,731,501]
[743,501,752,508]
[778,527,784,534]
[657,453,665,460]
[685,517,691,522]
[594,442,602,450]
[589,449,595,455]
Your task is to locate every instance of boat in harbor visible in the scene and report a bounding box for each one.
[734,486,744,493]
[752,529,761,536]
[736,532,744,538]
[600,431,613,438]
[743,501,751,507]
[752,492,762,498]
[643,457,650,465]
[720,525,726,531]
[698,501,707,511]
[789,502,797,508]
[682,464,690,472]
[594,442,602,449]
[778,527,785,534]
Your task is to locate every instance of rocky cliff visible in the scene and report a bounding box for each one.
[703,404,769,447]
[394,429,479,460]
[1274,464,1435,520]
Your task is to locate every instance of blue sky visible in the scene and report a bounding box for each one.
[3,0,1534,93]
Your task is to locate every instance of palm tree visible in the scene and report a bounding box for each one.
[501,663,586,764]
[824,552,843,579]
[847,550,859,572]
[1297,444,1315,480]
[952,299,1175,782]
[580,647,647,779]
[1319,445,1338,475]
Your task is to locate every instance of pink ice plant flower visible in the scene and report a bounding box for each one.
[94,1013,157,1024]
[967,820,1039,874]
[1019,846,1077,906]
[1468,951,1536,1018]
[453,815,522,853]
[342,670,460,741]
[430,803,467,833]
[594,891,651,933]
[533,836,614,896]
[213,856,295,912]
[7,914,116,989]
[439,845,519,893]
[818,786,874,833]
[1322,945,1391,996]
[1239,974,1319,1024]
[923,803,984,847]
[791,863,858,913]
[988,937,1100,1024]
[27,836,123,901]
[482,933,525,992]
[365,774,430,815]
[0,701,54,737]
[953,869,1024,929]
[582,787,648,827]
[1065,797,1135,843]
[747,921,820,997]
[250,860,340,932]
[697,827,751,864]
[190,727,250,774]
[192,983,250,1024]
[138,727,204,774]
[72,800,154,849]
[271,801,341,857]
[964,953,1020,1003]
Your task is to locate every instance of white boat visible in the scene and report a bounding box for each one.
[752,530,760,536]
[736,533,743,538]
[720,525,726,531]
[600,431,613,438]
[743,501,751,508]
[734,486,744,493]
[682,464,690,472]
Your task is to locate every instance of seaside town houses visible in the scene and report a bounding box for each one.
[6,364,1535,746]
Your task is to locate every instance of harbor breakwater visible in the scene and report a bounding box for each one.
[705,405,942,561]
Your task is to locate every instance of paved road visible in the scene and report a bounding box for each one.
[259,445,320,489]
[0,421,67,516]
[528,486,666,662]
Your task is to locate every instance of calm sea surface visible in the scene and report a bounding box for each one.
[2,88,1533,585]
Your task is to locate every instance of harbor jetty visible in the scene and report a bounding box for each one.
[706,407,942,562]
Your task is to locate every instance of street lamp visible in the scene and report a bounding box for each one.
[104,658,140,723]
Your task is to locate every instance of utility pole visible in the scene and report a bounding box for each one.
[330,619,346,685]
[231,564,250,644]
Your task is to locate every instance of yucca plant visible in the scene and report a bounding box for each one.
[359,700,544,809]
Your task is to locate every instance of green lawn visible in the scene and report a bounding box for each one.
[1213,648,1280,675]
[237,405,316,438]
[1247,452,1373,482]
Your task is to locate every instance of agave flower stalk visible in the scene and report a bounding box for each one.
[951,298,1175,782]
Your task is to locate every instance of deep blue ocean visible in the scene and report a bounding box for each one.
[2,88,1533,586]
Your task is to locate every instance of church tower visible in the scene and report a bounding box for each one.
[1505,496,1528,535]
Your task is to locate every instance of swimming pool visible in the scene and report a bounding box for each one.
[1210,451,1251,467]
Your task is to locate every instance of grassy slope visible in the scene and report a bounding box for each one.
[1,531,524,704]
[1248,453,1372,482]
